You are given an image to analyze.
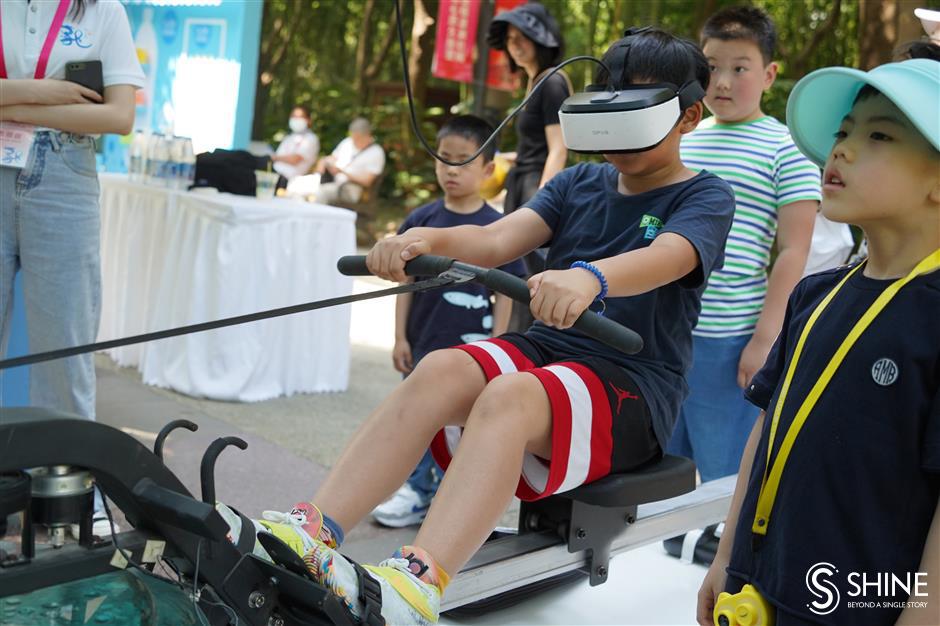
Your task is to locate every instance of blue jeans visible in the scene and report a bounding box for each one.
[405,351,442,502]
[667,334,761,482]
[0,131,100,419]
[408,450,441,502]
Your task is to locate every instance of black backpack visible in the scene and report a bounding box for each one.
[193,149,271,196]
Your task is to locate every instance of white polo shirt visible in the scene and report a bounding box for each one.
[1,0,143,86]
[331,137,385,186]
[273,130,320,180]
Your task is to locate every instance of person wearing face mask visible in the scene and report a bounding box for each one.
[272,105,319,182]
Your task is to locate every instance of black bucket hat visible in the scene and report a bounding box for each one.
[487,2,562,50]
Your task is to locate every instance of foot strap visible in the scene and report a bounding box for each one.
[353,561,385,626]
[231,507,257,555]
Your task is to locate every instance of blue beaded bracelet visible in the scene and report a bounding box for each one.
[571,261,608,301]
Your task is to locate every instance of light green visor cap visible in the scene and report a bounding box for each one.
[786,59,940,167]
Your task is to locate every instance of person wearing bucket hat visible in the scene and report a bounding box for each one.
[487,2,572,297]
[697,59,940,626]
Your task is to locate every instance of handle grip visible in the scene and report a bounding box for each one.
[337,255,644,354]
[337,254,456,278]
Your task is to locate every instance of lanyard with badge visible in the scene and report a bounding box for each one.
[714,248,940,626]
[0,0,71,169]
[751,247,940,539]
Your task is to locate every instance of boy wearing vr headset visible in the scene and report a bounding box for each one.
[698,59,940,626]
[218,29,734,625]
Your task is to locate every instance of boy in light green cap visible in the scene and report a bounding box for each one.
[697,58,940,626]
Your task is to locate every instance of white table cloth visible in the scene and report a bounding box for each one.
[98,174,356,401]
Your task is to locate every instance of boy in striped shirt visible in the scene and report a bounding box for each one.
[667,6,820,482]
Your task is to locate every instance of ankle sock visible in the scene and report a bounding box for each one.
[321,511,345,547]
[393,545,450,592]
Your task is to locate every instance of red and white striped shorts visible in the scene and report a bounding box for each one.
[429,334,660,502]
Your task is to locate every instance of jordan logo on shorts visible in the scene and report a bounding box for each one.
[609,382,639,414]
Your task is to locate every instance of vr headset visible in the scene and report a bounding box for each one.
[558,28,706,154]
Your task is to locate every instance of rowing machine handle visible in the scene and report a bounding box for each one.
[337,255,643,355]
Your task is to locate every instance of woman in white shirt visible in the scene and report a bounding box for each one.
[272,105,319,182]
[0,0,143,428]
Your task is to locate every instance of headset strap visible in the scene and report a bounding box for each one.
[752,248,940,537]
[603,26,651,90]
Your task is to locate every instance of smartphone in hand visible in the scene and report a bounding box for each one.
[65,61,104,100]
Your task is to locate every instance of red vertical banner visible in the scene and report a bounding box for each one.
[432,0,482,83]
[485,0,526,91]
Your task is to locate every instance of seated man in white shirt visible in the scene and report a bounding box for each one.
[316,117,386,205]
[272,106,320,183]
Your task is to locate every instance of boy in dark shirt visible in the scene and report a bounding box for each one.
[221,29,735,625]
[371,116,524,528]
[697,59,940,626]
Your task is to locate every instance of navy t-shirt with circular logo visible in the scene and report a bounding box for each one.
[728,264,940,625]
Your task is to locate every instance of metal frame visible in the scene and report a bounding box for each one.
[442,477,734,611]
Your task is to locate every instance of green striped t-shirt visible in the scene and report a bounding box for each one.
[680,116,821,337]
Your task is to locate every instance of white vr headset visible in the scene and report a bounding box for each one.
[558,27,706,154]
[559,81,704,153]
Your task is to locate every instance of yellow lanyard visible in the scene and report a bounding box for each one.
[752,248,940,537]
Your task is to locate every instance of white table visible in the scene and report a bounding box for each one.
[98,174,356,401]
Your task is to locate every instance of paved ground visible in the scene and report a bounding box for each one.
[94,275,519,564]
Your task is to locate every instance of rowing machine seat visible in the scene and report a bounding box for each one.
[562,455,696,507]
[520,454,696,586]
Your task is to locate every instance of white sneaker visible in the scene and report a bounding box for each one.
[372,483,430,528]
[70,513,118,540]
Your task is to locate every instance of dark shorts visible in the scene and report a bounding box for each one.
[430,333,661,502]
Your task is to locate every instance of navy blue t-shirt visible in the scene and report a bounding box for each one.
[728,264,940,625]
[399,199,526,357]
[524,162,735,446]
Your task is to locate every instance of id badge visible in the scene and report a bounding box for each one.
[0,122,37,169]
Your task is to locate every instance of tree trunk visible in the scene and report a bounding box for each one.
[585,0,601,84]
[354,0,377,101]
[407,0,438,109]
[792,0,843,76]
[693,0,719,38]
[365,4,402,82]
[252,2,301,140]
[859,0,899,69]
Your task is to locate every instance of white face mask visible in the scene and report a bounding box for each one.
[289,118,308,133]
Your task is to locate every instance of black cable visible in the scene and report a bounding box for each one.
[190,538,240,626]
[0,276,453,370]
[101,497,175,584]
[393,0,609,167]
[102,500,239,625]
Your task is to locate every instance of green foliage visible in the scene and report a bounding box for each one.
[255,0,862,236]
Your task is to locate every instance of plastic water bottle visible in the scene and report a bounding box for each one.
[128,131,145,182]
[179,138,196,190]
[166,136,182,189]
[148,134,169,187]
